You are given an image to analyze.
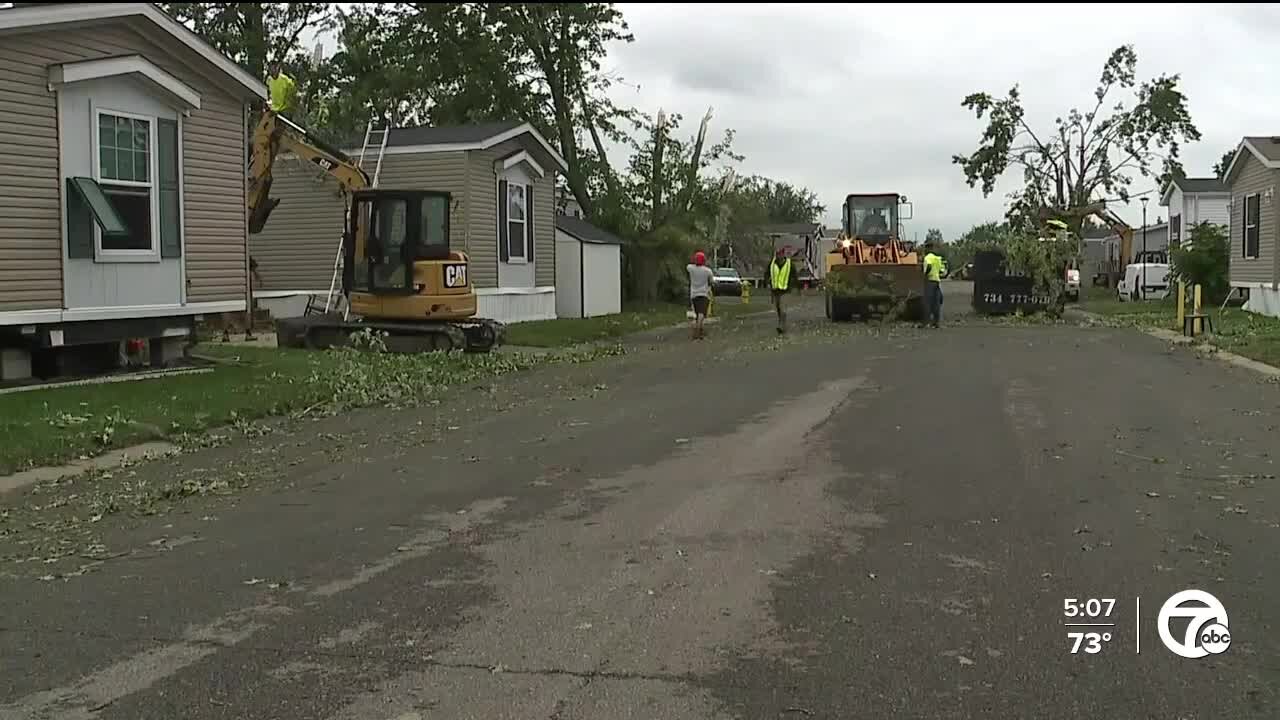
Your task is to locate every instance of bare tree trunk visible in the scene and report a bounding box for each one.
[650,110,666,231]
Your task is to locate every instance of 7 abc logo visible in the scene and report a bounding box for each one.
[1158,589,1231,659]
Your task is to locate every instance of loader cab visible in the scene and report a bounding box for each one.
[344,190,451,295]
[843,193,912,245]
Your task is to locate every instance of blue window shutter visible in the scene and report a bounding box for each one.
[158,118,181,258]
[498,179,509,262]
[526,184,534,262]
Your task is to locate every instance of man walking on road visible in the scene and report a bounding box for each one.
[922,242,948,328]
[687,251,714,340]
[770,248,793,334]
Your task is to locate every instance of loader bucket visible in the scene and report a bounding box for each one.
[826,263,925,321]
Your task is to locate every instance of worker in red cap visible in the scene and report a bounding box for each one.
[687,250,714,340]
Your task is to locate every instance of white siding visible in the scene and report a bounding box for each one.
[478,289,555,324]
[1195,195,1230,229]
[583,243,621,317]
[555,232,582,318]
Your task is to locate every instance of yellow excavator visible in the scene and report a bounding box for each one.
[247,110,503,352]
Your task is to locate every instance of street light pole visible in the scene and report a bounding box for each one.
[1140,197,1149,300]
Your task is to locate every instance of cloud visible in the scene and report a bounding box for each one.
[607,3,1280,238]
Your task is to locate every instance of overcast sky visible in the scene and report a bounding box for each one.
[602,2,1275,240]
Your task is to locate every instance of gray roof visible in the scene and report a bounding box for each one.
[1172,177,1227,194]
[555,214,624,245]
[343,121,523,150]
[759,222,822,236]
[1245,136,1280,162]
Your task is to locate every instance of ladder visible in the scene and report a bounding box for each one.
[319,120,391,315]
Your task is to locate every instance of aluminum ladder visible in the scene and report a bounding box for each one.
[321,120,391,315]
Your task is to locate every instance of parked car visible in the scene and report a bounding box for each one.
[711,267,744,296]
[1117,253,1171,302]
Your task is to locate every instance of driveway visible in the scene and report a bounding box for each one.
[1,298,1277,719]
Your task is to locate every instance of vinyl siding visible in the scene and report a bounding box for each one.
[251,149,471,293]
[248,163,347,292]
[375,151,468,266]
[470,139,556,288]
[1196,196,1230,229]
[1228,152,1276,285]
[0,21,249,312]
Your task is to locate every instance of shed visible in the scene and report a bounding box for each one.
[0,2,267,381]
[250,121,568,324]
[554,215,623,319]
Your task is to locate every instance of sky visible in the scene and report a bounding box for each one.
[598,2,1279,240]
[309,3,1280,241]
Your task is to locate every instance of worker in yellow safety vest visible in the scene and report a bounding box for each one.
[922,241,948,328]
[769,248,792,334]
[268,65,298,114]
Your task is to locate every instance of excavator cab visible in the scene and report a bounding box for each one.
[342,189,478,322]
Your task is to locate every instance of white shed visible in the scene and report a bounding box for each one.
[555,215,623,319]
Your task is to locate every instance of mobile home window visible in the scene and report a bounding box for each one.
[96,111,155,252]
[1244,194,1260,259]
[507,181,527,260]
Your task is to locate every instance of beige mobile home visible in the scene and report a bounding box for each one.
[0,2,265,381]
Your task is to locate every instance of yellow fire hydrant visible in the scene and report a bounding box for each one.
[740,281,751,304]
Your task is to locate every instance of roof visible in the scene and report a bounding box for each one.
[0,2,267,100]
[382,121,523,148]
[1224,137,1280,184]
[341,120,568,173]
[555,215,624,245]
[1160,176,1228,205]
[758,222,823,236]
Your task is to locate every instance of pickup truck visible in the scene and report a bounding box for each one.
[1117,252,1171,301]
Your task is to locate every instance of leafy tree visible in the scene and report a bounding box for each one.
[953,45,1200,233]
[161,3,336,129]
[925,228,944,246]
[1213,147,1237,180]
[1170,221,1230,303]
[160,3,334,80]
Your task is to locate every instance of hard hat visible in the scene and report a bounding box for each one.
[693,251,706,265]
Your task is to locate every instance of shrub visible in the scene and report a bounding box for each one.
[1170,222,1229,304]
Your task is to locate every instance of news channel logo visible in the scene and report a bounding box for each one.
[1157,589,1231,659]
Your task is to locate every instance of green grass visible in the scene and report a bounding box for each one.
[1079,286,1280,367]
[0,341,607,475]
[504,300,763,348]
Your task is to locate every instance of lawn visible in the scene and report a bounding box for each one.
[1079,286,1280,367]
[0,342,582,475]
[504,299,764,348]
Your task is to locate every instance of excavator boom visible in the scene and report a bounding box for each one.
[246,110,370,235]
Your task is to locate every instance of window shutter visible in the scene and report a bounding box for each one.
[498,179,509,262]
[526,184,534,262]
[158,119,181,258]
[66,178,94,259]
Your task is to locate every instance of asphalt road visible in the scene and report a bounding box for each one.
[2,290,1278,719]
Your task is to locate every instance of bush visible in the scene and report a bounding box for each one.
[1170,222,1229,303]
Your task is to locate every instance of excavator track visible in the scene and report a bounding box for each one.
[276,315,505,354]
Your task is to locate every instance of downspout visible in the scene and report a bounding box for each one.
[579,239,585,318]
[463,150,471,256]
[242,104,253,330]
[1273,181,1279,292]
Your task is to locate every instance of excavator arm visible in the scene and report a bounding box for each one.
[247,110,370,235]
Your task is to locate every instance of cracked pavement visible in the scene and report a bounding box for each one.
[2,291,1279,719]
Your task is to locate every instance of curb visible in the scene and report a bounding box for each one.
[0,441,181,496]
[1069,308,1280,379]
